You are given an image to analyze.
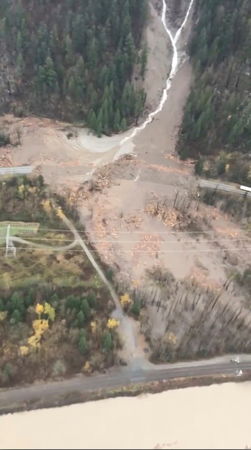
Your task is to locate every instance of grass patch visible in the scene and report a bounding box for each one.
[0,221,39,244]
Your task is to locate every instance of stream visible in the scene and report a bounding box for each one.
[120,0,195,147]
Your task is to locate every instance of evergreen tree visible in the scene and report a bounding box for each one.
[77,310,85,328]
[78,331,88,355]
[11,309,22,324]
[44,56,57,90]
[121,117,127,132]
[87,109,97,130]
[65,34,74,66]
[114,109,121,132]
[140,46,147,79]
[0,0,148,132]
[16,53,25,78]
[81,298,91,318]
[96,109,103,137]
[102,331,113,352]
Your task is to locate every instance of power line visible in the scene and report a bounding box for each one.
[14,226,251,235]
[6,228,251,240]
[15,236,251,245]
[0,247,250,254]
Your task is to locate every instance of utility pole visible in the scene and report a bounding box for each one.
[5,224,10,257]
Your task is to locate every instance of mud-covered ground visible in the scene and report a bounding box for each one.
[0,0,250,361]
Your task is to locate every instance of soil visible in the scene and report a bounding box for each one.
[0,0,250,360]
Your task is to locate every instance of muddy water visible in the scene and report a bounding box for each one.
[0,382,251,449]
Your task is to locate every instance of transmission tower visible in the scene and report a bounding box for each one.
[5,224,16,257]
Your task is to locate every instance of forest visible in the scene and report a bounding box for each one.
[0,176,120,387]
[0,0,148,135]
[179,0,251,185]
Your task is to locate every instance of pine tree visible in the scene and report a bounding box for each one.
[140,46,147,78]
[114,109,121,132]
[78,331,88,354]
[81,298,91,318]
[124,32,136,74]
[87,109,97,130]
[87,36,98,69]
[77,310,85,328]
[121,117,127,131]
[101,98,109,134]
[16,53,25,78]
[0,0,148,130]
[96,109,103,137]
[11,309,22,324]
[102,331,113,352]
[65,34,74,66]
[44,56,57,90]
[16,31,23,53]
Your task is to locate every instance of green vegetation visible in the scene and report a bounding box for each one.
[0,221,39,244]
[0,131,10,147]
[0,0,148,135]
[0,176,120,387]
[179,0,251,184]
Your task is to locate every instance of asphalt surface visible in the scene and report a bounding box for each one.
[1,356,251,412]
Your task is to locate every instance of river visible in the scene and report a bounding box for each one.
[0,382,251,449]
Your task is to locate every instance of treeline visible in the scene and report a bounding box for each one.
[0,277,120,386]
[179,0,251,184]
[0,0,148,135]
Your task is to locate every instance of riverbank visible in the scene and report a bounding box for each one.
[1,381,251,449]
[1,370,251,416]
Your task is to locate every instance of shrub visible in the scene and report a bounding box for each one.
[0,131,10,147]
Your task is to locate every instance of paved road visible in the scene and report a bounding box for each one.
[199,179,251,198]
[1,356,251,413]
[0,166,33,176]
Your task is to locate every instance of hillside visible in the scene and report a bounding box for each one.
[179,0,251,185]
[0,0,148,135]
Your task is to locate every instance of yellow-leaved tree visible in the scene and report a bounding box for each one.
[120,293,132,308]
[90,321,97,334]
[32,319,49,337]
[19,345,29,356]
[35,303,44,316]
[56,206,64,218]
[107,318,120,329]
[41,199,52,213]
[0,311,7,322]
[18,184,25,195]
[44,302,56,322]
[83,361,92,374]
[28,334,41,349]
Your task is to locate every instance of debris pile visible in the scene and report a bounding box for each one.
[133,234,161,262]
[124,214,143,230]
[145,196,179,228]
[0,150,12,167]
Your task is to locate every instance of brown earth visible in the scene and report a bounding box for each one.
[0,0,250,360]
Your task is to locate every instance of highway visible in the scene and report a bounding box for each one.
[199,179,251,198]
[1,208,251,415]
[1,355,251,414]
